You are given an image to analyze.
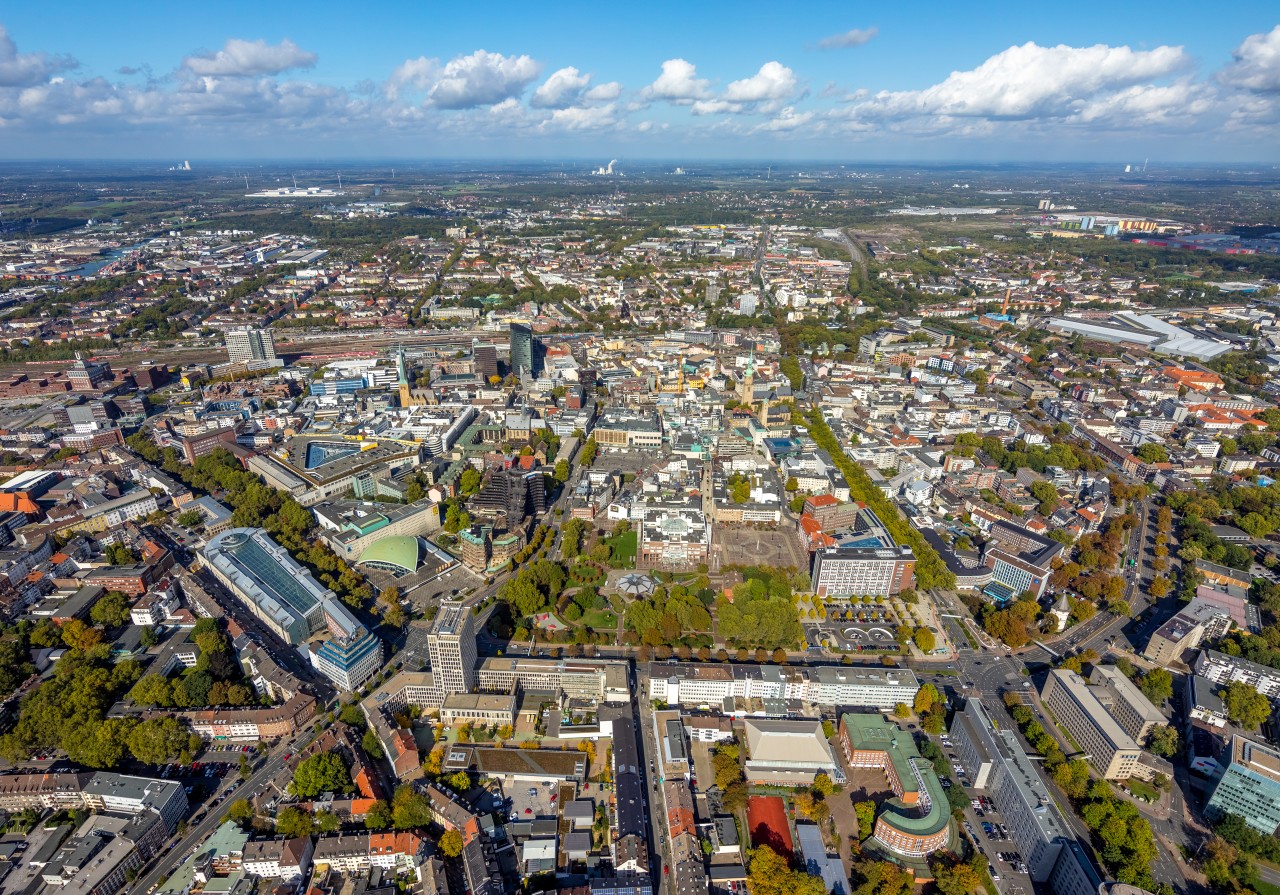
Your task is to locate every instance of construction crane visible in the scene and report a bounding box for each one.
[659,355,687,393]
[1002,288,1011,316]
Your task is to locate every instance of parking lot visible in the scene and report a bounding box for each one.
[937,732,1032,895]
[806,621,900,652]
[689,740,718,793]
[499,775,560,820]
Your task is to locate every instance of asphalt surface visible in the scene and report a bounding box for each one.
[635,684,669,895]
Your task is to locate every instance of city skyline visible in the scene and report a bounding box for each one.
[0,1,1278,161]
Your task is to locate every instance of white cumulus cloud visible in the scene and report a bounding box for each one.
[1220,25,1280,93]
[857,41,1191,120]
[642,59,710,104]
[0,25,77,87]
[385,57,438,101]
[427,50,540,109]
[584,81,622,102]
[531,66,591,108]
[182,38,317,77]
[724,61,798,104]
[817,27,878,50]
[687,61,800,115]
[755,106,814,132]
[544,103,618,131]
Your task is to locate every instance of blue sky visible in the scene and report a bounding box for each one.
[1,1,1278,161]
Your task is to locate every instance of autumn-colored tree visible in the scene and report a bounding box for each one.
[439,829,464,857]
[747,845,825,895]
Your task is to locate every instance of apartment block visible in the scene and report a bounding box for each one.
[1195,649,1280,700]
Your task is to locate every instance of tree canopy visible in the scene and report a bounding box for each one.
[291,752,354,798]
[746,845,825,895]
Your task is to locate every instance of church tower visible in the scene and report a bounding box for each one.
[739,347,756,407]
[397,344,413,408]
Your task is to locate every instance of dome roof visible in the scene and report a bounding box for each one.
[357,536,422,574]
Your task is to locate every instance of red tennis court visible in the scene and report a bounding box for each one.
[746,795,793,860]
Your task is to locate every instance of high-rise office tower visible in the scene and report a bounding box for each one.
[225,328,277,365]
[509,323,534,377]
[473,343,498,381]
[427,603,477,701]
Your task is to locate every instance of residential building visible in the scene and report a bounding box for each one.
[129,582,180,626]
[0,771,187,834]
[225,327,278,365]
[311,831,427,875]
[1195,649,1280,699]
[180,425,238,465]
[179,691,318,741]
[1187,675,1229,729]
[82,489,158,528]
[242,837,313,881]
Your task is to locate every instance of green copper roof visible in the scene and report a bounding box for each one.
[841,713,950,839]
[357,535,421,573]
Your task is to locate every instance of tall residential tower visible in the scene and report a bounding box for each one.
[225,327,278,366]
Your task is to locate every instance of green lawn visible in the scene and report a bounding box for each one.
[1126,779,1160,802]
[1255,879,1280,895]
[582,609,618,630]
[606,530,637,567]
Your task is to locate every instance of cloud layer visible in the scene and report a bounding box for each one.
[817,27,879,50]
[183,38,317,77]
[0,24,76,87]
[0,22,1276,155]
